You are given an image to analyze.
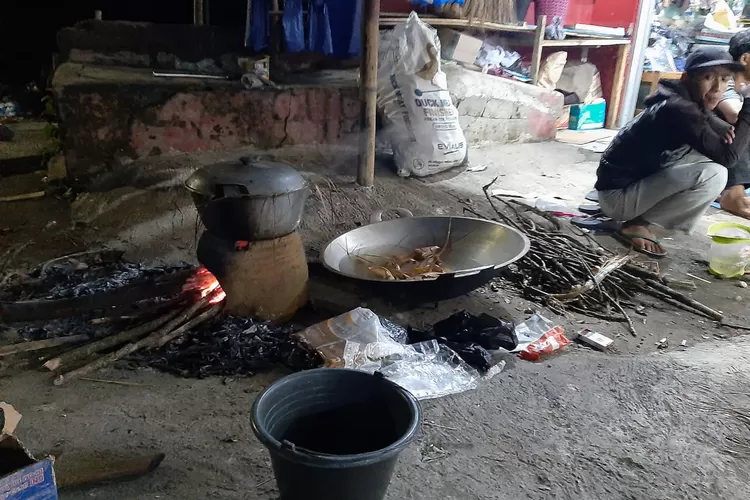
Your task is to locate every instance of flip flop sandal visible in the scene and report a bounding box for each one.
[585,190,599,202]
[571,217,619,232]
[612,231,667,258]
[578,203,602,215]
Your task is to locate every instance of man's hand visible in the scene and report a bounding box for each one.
[724,125,736,144]
[737,82,750,99]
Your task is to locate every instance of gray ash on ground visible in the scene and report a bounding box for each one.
[145,315,321,378]
[13,316,113,341]
[2,257,192,302]
[41,262,192,300]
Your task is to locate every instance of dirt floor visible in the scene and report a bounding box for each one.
[2,141,750,499]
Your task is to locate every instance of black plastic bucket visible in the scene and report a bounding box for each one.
[251,369,421,500]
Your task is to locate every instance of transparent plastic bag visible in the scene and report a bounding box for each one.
[294,308,405,370]
[295,308,484,399]
[378,340,479,400]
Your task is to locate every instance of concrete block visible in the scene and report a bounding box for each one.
[457,96,487,118]
[445,64,563,144]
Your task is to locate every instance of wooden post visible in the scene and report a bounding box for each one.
[530,15,546,85]
[357,0,380,187]
[193,0,204,25]
[605,43,630,129]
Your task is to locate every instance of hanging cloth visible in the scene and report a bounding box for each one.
[308,0,334,54]
[283,0,306,52]
[347,0,362,57]
[248,0,269,51]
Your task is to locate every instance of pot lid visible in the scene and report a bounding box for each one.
[185,157,307,199]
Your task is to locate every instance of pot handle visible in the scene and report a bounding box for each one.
[369,208,413,224]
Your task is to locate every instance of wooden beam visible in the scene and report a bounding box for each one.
[193,0,204,25]
[530,15,546,86]
[357,0,380,187]
[606,43,630,129]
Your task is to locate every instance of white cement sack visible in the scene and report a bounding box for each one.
[377,12,468,177]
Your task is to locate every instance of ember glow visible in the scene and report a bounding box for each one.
[185,267,226,304]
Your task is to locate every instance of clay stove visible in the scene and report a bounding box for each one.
[185,157,309,321]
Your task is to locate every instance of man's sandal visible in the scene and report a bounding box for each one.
[612,231,667,258]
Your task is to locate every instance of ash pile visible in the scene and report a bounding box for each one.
[0,251,315,384]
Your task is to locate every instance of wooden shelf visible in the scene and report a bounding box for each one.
[540,38,630,47]
[378,14,630,130]
[379,16,534,33]
[378,16,631,44]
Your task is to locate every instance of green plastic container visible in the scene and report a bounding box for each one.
[706,222,750,278]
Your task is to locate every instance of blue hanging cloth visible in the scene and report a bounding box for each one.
[308,0,334,54]
[283,0,306,52]
[249,0,269,51]
[347,0,361,57]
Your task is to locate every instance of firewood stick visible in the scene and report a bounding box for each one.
[643,279,723,321]
[44,306,185,372]
[54,452,165,490]
[551,254,631,301]
[0,191,46,202]
[0,334,90,357]
[54,300,222,385]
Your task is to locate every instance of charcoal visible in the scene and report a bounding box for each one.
[148,315,320,378]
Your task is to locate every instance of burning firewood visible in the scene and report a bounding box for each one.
[54,294,224,385]
[43,307,185,372]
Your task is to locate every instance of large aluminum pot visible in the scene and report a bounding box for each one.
[321,209,530,301]
[185,157,309,241]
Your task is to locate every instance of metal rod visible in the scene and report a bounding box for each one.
[618,0,654,127]
[357,0,380,187]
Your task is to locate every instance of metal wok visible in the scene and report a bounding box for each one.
[321,210,530,302]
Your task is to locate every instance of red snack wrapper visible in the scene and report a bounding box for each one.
[519,326,571,361]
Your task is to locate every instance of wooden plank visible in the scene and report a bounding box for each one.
[358,0,380,187]
[606,43,629,129]
[541,38,631,47]
[379,16,534,33]
[530,15,546,85]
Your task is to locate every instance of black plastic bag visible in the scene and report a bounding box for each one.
[445,341,493,372]
[432,311,518,351]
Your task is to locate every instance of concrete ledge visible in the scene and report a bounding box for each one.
[53,63,359,182]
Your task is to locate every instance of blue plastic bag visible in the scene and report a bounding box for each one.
[283,0,306,52]
[308,0,334,54]
[410,0,465,7]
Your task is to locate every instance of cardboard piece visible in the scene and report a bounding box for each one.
[438,29,482,65]
[569,100,606,130]
[0,403,58,500]
[556,128,616,145]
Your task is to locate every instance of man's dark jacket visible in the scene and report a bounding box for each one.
[596,79,750,191]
